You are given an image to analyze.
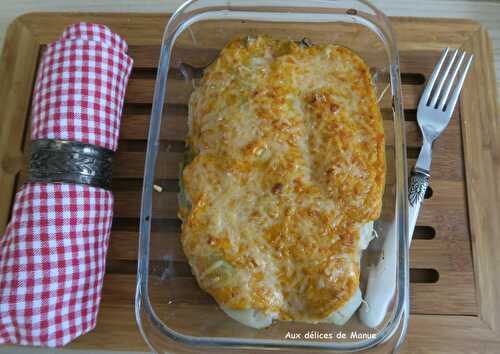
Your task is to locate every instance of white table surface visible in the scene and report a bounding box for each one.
[0,0,499,353]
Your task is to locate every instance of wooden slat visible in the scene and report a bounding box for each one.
[121,113,407,142]
[117,105,459,143]
[120,105,188,140]
[113,151,183,179]
[109,229,474,273]
[112,107,463,181]
[118,111,461,149]
[124,77,423,109]
[75,275,500,354]
[111,152,462,185]
[405,315,500,354]
[460,27,500,332]
[99,262,479,317]
[71,275,495,353]
[127,45,444,73]
[112,178,468,220]
[113,112,464,186]
[109,230,185,262]
[411,271,477,315]
[411,240,473,272]
[68,294,500,353]
[108,228,474,272]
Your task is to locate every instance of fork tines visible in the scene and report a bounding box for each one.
[420,48,474,112]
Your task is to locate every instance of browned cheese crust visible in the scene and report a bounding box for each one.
[180,36,385,322]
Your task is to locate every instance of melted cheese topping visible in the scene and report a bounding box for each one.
[180,36,385,323]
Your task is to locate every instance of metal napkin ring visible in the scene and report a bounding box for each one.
[28,139,114,190]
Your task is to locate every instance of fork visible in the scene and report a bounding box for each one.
[408,48,474,245]
[359,48,473,333]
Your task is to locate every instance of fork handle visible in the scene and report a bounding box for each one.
[359,167,429,329]
[408,167,430,247]
[360,143,431,328]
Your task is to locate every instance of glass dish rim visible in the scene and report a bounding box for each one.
[136,0,410,351]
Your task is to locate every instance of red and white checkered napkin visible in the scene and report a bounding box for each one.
[0,23,133,347]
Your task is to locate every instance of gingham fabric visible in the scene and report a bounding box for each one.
[0,23,132,347]
[31,22,132,151]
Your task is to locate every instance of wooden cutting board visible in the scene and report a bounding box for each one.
[0,13,499,353]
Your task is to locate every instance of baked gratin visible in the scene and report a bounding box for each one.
[178,36,385,328]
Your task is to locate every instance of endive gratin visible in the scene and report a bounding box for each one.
[178,36,385,328]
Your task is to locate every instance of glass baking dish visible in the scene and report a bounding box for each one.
[137,0,409,352]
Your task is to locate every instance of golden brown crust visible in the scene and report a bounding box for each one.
[181,36,385,322]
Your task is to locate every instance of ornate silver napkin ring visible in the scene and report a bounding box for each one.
[28,139,114,190]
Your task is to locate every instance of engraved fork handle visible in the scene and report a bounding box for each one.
[359,143,431,329]
[408,139,432,246]
[408,167,430,246]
